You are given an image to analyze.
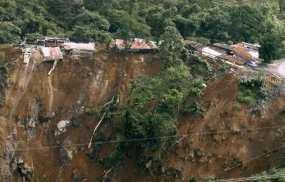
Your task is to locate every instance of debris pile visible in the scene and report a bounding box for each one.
[62,42,95,57]
[55,120,71,136]
[12,158,33,181]
[40,47,63,62]
[186,40,261,69]
[110,38,158,53]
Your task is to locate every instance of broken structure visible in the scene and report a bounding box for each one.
[186,40,261,68]
[110,38,158,53]
[62,42,95,56]
[37,37,69,47]
[40,47,63,62]
[201,47,223,59]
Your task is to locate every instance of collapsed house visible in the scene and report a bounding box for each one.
[185,40,204,53]
[186,40,261,68]
[37,37,69,47]
[40,47,63,61]
[62,42,96,56]
[230,42,261,68]
[201,47,223,59]
[110,38,158,53]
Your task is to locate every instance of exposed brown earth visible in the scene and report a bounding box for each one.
[0,45,285,181]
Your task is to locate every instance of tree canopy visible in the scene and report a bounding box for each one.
[0,0,284,61]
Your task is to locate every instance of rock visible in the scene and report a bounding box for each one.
[146,160,152,169]
[59,138,74,164]
[14,158,33,181]
[59,146,73,163]
[55,120,71,136]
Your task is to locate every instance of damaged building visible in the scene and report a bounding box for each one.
[185,40,262,68]
[40,47,63,62]
[37,37,69,47]
[62,42,96,56]
[110,38,158,53]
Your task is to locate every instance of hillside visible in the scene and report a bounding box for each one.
[1,0,285,181]
[0,44,285,181]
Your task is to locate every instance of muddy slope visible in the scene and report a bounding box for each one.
[166,75,285,180]
[0,46,159,181]
[0,46,285,181]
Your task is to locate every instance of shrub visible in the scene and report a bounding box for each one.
[237,74,267,106]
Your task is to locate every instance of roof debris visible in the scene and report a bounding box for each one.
[110,38,158,52]
[40,47,63,61]
[63,42,95,52]
[37,37,69,47]
[185,40,261,68]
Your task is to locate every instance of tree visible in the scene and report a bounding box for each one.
[198,7,231,42]
[159,26,185,69]
[260,30,284,63]
[0,22,21,43]
[107,9,151,41]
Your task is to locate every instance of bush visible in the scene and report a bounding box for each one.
[0,22,21,43]
[26,33,42,44]
[237,74,267,106]
[182,101,203,116]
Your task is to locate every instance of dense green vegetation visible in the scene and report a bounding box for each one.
[237,73,267,106]
[0,0,285,61]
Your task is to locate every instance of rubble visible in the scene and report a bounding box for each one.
[55,120,71,136]
[59,138,75,164]
[40,47,63,61]
[37,37,69,47]
[110,38,158,53]
[13,158,33,181]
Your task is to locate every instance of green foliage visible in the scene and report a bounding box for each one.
[260,29,285,63]
[26,33,42,44]
[102,144,125,168]
[182,101,203,115]
[159,26,184,69]
[107,9,151,40]
[0,22,21,43]
[237,74,267,106]
[0,0,284,62]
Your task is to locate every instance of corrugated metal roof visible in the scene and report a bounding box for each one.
[63,42,95,51]
[40,47,63,61]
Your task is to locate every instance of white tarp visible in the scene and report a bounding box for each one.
[63,42,95,51]
[202,47,222,58]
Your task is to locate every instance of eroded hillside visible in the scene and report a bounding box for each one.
[0,45,285,181]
